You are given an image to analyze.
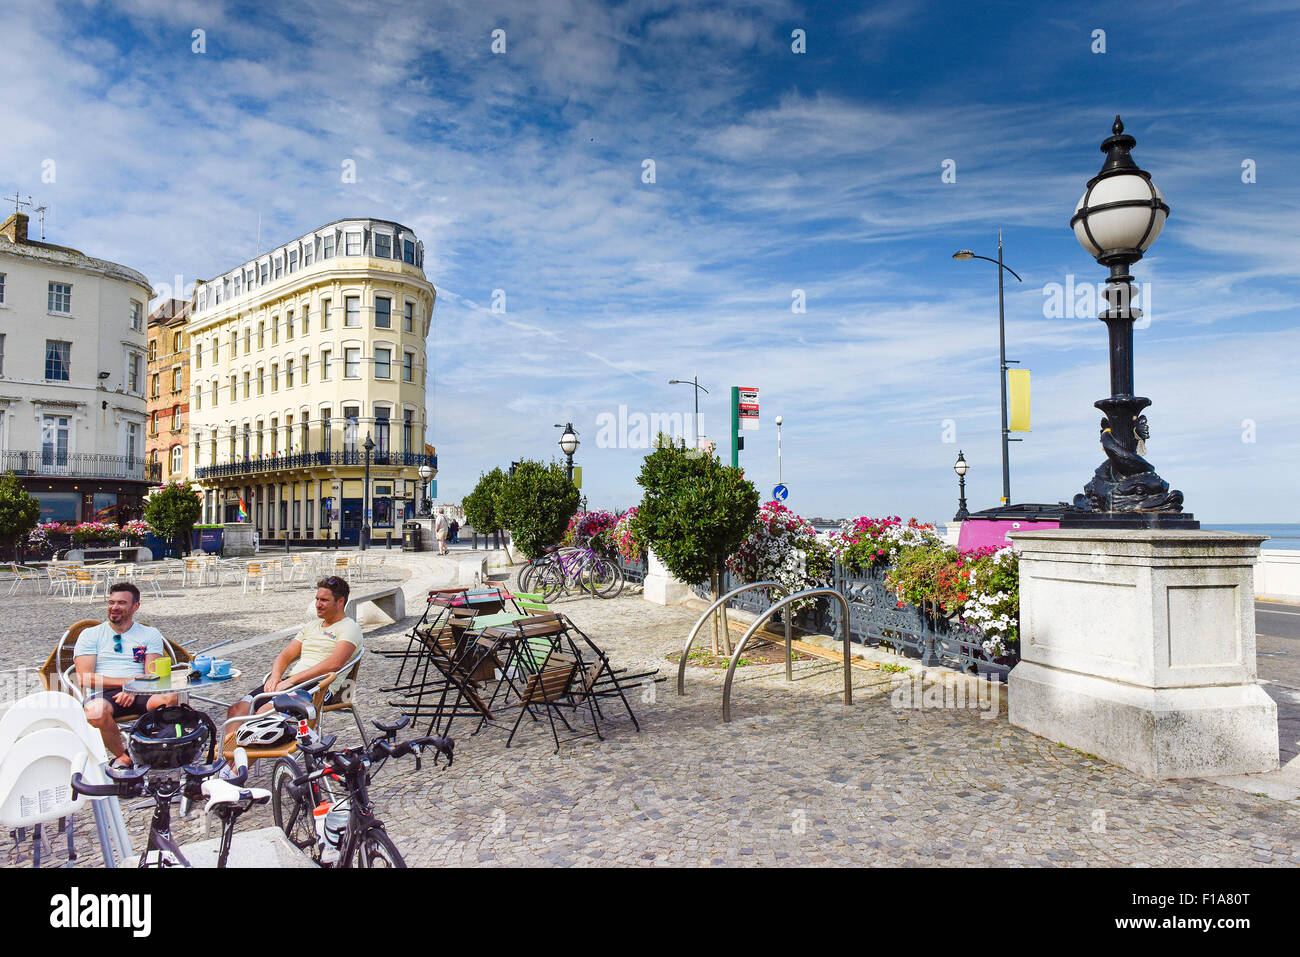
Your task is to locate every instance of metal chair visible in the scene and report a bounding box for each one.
[242,562,268,594]
[219,672,337,769]
[320,647,369,746]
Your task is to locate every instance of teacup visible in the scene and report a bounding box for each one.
[193,656,213,676]
[210,659,232,678]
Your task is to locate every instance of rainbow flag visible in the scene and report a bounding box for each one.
[237,495,248,522]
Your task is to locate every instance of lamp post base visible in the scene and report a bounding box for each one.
[1060,510,1199,530]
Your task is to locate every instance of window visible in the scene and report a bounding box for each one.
[301,420,309,454]
[131,300,143,331]
[273,257,282,279]
[288,250,298,273]
[321,409,331,452]
[403,351,414,382]
[41,415,70,466]
[403,240,415,264]
[321,348,332,380]
[194,343,201,370]
[258,323,265,349]
[404,302,414,332]
[286,309,294,338]
[271,363,279,392]
[173,332,182,353]
[128,354,140,392]
[256,422,264,457]
[344,347,360,379]
[149,339,157,361]
[403,409,414,452]
[270,418,278,455]
[151,411,158,435]
[320,298,330,330]
[286,358,294,388]
[374,233,391,258]
[211,338,218,363]
[257,366,265,395]
[48,282,72,314]
[172,405,181,430]
[260,262,269,284]
[0,273,5,303]
[126,423,139,464]
[229,435,236,462]
[301,304,310,334]
[374,347,391,379]
[0,333,4,376]
[234,273,242,296]
[244,327,251,352]
[343,406,359,452]
[243,371,250,398]
[242,426,250,460]
[300,351,309,384]
[150,373,160,398]
[171,367,180,391]
[344,296,360,327]
[345,232,362,256]
[374,297,391,329]
[194,387,201,410]
[323,234,334,258]
[230,329,237,358]
[210,380,218,405]
[44,340,71,380]
[374,408,390,456]
[229,375,237,401]
[303,242,313,266]
[271,317,278,345]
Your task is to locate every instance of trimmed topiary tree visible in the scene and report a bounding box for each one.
[495,460,579,560]
[633,439,759,654]
[462,467,507,546]
[144,481,202,557]
[0,471,40,561]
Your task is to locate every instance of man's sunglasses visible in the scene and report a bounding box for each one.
[319,577,346,589]
[113,636,122,653]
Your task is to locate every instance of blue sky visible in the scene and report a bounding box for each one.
[3,0,1298,522]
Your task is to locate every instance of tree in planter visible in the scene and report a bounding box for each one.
[634,439,759,655]
[0,471,40,561]
[494,460,579,560]
[144,481,202,557]
[462,467,507,547]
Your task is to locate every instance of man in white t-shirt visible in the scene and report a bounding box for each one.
[224,575,362,735]
[74,582,179,765]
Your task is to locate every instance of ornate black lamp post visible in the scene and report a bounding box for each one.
[1062,116,1196,529]
[418,463,435,515]
[953,450,970,520]
[556,423,579,482]
[953,235,1022,506]
[361,433,375,550]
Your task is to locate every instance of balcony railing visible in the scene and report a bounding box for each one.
[195,449,436,480]
[2,450,162,483]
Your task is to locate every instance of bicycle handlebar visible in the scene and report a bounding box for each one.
[291,734,454,787]
[70,771,123,798]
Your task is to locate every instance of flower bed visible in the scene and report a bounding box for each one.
[726,500,830,610]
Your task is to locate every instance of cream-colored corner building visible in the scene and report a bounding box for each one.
[187,218,435,545]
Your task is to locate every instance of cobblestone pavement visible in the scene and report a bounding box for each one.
[6,560,1300,867]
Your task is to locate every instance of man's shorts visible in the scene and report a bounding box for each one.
[85,690,155,720]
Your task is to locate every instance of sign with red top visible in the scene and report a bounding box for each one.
[738,387,759,430]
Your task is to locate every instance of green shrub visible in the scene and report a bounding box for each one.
[462,467,507,535]
[494,460,579,559]
[144,481,203,556]
[0,471,40,559]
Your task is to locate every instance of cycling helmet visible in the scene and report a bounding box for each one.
[234,712,296,748]
[128,704,213,770]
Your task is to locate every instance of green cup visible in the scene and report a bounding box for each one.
[154,657,172,680]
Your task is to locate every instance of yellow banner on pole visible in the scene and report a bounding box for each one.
[573,466,583,489]
[1008,369,1031,432]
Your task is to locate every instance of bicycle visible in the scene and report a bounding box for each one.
[517,544,576,595]
[535,542,624,601]
[270,709,453,868]
[70,746,269,868]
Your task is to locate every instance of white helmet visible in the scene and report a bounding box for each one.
[234,713,295,748]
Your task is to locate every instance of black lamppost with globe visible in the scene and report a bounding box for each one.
[361,433,375,550]
[1061,116,1196,529]
[556,423,579,482]
[953,450,970,521]
[418,463,436,515]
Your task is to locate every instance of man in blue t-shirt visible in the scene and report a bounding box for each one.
[74,581,178,765]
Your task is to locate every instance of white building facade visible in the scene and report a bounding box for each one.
[187,217,435,545]
[0,212,155,522]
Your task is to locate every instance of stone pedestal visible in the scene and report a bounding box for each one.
[642,549,693,605]
[222,523,257,558]
[1008,529,1278,779]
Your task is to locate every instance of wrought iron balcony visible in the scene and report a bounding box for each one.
[195,449,436,480]
[2,450,161,483]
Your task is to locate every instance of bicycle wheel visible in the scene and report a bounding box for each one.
[518,559,546,594]
[353,826,407,868]
[271,757,321,863]
[539,563,568,603]
[581,557,624,598]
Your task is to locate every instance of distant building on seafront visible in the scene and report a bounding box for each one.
[0,211,156,523]
[146,298,192,488]
[187,217,436,544]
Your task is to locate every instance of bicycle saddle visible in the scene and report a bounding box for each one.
[200,778,270,811]
[271,691,315,721]
[105,762,149,783]
[182,757,227,779]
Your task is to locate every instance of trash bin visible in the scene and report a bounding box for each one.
[403,523,423,552]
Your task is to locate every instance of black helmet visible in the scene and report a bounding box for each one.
[127,704,213,770]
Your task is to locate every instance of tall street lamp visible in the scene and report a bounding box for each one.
[774,415,783,484]
[953,234,1023,506]
[1063,116,1194,528]
[556,423,579,482]
[361,432,375,550]
[953,450,970,520]
[668,374,709,447]
[418,462,436,515]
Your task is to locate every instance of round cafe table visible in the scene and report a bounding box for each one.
[123,667,242,706]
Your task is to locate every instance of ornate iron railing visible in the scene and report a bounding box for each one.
[2,450,160,483]
[616,553,647,584]
[691,563,1014,679]
[195,450,436,480]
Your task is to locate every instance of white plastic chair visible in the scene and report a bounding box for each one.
[242,562,267,594]
[6,564,41,597]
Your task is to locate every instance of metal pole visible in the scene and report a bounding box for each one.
[997,229,1010,505]
[730,386,739,468]
[362,442,371,551]
[693,372,700,447]
[566,451,573,483]
[777,420,783,483]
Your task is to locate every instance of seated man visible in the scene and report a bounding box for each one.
[224,576,362,764]
[75,582,178,766]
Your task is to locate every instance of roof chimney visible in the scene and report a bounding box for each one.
[0,213,29,243]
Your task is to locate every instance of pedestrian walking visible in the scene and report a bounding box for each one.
[448,518,459,543]
[435,507,449,555]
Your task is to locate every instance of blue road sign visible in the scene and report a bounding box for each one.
[773,484,788,501]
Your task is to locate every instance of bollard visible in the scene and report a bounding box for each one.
[386,532,392,549]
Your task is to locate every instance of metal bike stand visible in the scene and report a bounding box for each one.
[677,581,787,696]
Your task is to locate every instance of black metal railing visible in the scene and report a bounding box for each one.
[616,553,647,584]
[690,563,1016,679]
[195,450,436,479]
[2,450,160,483]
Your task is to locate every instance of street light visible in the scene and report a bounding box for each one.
[668,374,709,448]
[953,235,1023,506]
[1064,116,1192,527]
[953,450,970,520]
[774,415,783,484]
[361,432,375,550]
[418,462,436,515]
[555,423,579,482]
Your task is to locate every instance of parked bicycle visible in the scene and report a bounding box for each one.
[69,704,268,867]
[270,698,453,868]
[526,541,624,601]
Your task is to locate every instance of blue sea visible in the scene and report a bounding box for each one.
[1204,524,1300,550]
